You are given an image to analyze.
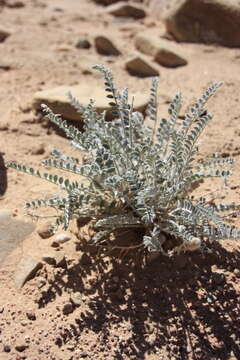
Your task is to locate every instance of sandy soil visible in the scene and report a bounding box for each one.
[0,0,239,359]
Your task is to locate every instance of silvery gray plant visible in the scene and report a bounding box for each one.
[7,65,240,256]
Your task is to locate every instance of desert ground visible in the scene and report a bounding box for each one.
[0,0,239,359]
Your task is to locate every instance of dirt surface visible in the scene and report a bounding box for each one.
[0,0,240,359]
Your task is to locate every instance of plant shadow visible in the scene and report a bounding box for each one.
[38,240,240,360]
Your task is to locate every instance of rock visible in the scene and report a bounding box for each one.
[3,344,11,352]
[125,54,159,77]
[30,143,45,155]
[75,37,91,49]
[105,2,146,19]
[165,0,240,48]
[50,240,60,248]
[95,35,121,56]
[14,256,42,289]
[15,342,28,352]
[54,232,71,244]
[70,292,83,306]
[62,303,74,315]
[135,33,187,67]
[0,27,11,42]
[33,84,149,121]
[26,310,36,321]
[37,221,54,239]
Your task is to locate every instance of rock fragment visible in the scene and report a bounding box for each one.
[14,256,42,289]
[125,54,159,77]
[55,232,71,244]
[62,302,74,315]
[95,35,121,56]
[70,292,83,306]
[75,37,91,49]
[37,221,54,239]
[105,1,146,19]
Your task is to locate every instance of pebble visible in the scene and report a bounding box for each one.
[62,303,74,315]
[15,342,28,352]
[54,252,67,268]
[37,221,54,239]
[3,344,11,352]
[95,35,121,56]
[70,292,83,306]
[125,54,159,77]
[55,232,71,244]
[26,310,36,321]
[75,37,91,49]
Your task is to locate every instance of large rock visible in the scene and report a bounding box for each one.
[135,33,187,67]
[33,84,149,121]
[105,1,146,18]
[165,0,240,47]
[125,54,159,77]
[95,35,121,56]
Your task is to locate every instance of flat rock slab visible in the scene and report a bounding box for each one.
[33,85,149,121]
[0,209,35,266]
[14,256,42,289]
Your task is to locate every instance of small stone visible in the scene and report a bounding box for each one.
[75,37,91,49]
[26,310,36,321]
[62,303,74,315]
[55,232,71,244]
[15,342,28,352]
[37,221,54,239]
[3,344,11,352]
[51,240,60,248]
[14,256,42,289]
[70,292,83,306]
[105,2,146,19]
[125,54,159,77]
[95,35,121,56]
[0,306,4,313]
[0,121,9,130]
[0,27,11,42]
[30,143,45,155]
